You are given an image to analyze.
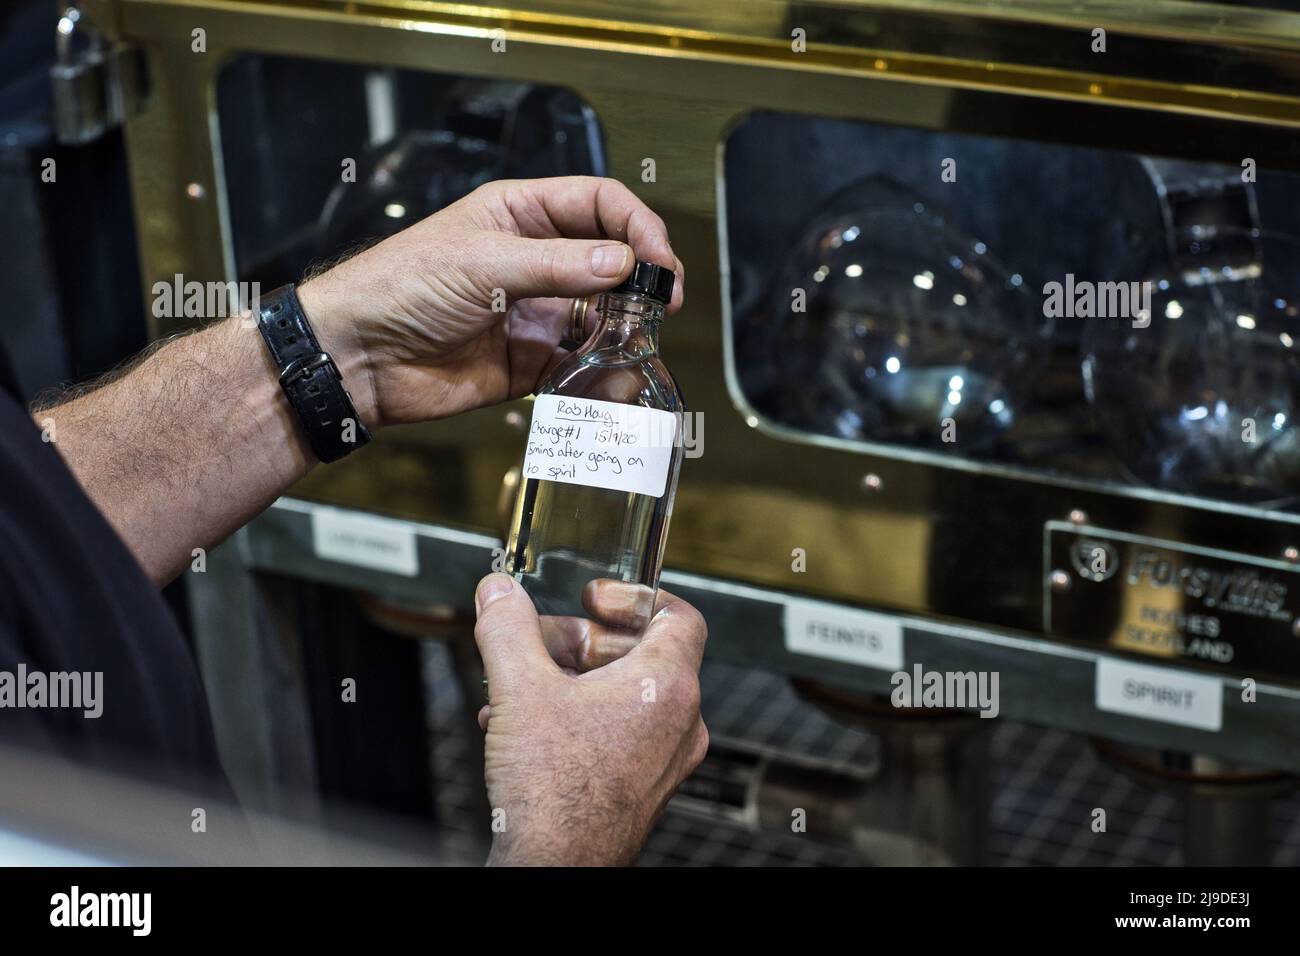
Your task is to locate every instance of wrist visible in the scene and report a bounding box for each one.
[486,813,639,867]
[296,279,380,431]
[226,315,319,473]
[487,834,590,867]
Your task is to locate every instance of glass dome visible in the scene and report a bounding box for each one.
[767,177,1048,453]
[1081,231,1300,503]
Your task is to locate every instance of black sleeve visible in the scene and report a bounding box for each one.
[0,369,229,798]
[0,336,20,404]
[0,598,57,752]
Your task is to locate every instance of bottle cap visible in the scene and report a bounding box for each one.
[612,260,675,304]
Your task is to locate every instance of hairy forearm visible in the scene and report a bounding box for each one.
[35,306,362,585]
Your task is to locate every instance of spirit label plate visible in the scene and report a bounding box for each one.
[783,597,904,671]
[1045,522,1300,682]
[1095,657,1223,732]
[312,507,419,577]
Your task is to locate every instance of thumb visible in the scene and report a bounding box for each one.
[473,573,557,694]
[491,236,633,301]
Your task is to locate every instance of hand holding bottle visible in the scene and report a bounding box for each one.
[297,176,684,429]
[473,572,709,866]
[296,176,701,865]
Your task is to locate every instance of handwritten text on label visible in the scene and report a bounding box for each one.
[523,395,678,498]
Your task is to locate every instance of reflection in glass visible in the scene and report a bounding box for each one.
[767,178,1049,453]
[316,130,497,253]
[1082,232,1300,502]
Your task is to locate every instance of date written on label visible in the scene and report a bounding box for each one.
[523,394,679,498]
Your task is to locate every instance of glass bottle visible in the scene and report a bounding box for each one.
[505,261,683,637]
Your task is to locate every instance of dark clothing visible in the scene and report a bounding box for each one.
[0,359,226,794]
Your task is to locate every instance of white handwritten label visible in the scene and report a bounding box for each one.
[1095,657,1222,732]
[783,598,904,671]
[522,394,678,498]
[311,508,419,577]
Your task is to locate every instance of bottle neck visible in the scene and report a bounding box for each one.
[584,292,664,361]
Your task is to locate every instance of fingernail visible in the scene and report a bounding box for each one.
[476,573,513,613]
[591,244,630,278]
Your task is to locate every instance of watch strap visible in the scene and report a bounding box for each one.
[256,284,371,463]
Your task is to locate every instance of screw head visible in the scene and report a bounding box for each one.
[862,473,883,493]
[1050,569,1071,593]
[185,182,205,200]
[1068,509,1088,525]
[504,410,526,431]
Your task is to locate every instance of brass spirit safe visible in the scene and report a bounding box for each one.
[85,0,1300,779]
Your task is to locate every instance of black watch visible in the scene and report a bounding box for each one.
[256,284,371,463]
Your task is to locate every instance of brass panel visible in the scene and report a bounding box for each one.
[86,0,1300,683]
[1046,523,1300,684]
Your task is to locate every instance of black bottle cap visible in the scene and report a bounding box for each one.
[612,260,675,303]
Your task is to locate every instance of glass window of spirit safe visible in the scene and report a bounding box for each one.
[214,57,684,633]
[723,113,1300,508]
[215,55,604,292]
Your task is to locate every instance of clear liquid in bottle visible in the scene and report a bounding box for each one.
[506,262,683,638]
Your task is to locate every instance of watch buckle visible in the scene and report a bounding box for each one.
[279,352,339,389]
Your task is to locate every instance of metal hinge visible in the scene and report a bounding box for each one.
[50,3,142,145]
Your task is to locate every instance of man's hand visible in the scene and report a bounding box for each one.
[472,572,709,866]
[43,176,682,584]
[301,176,684,428]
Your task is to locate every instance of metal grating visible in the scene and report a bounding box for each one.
[422,643,1300,866]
